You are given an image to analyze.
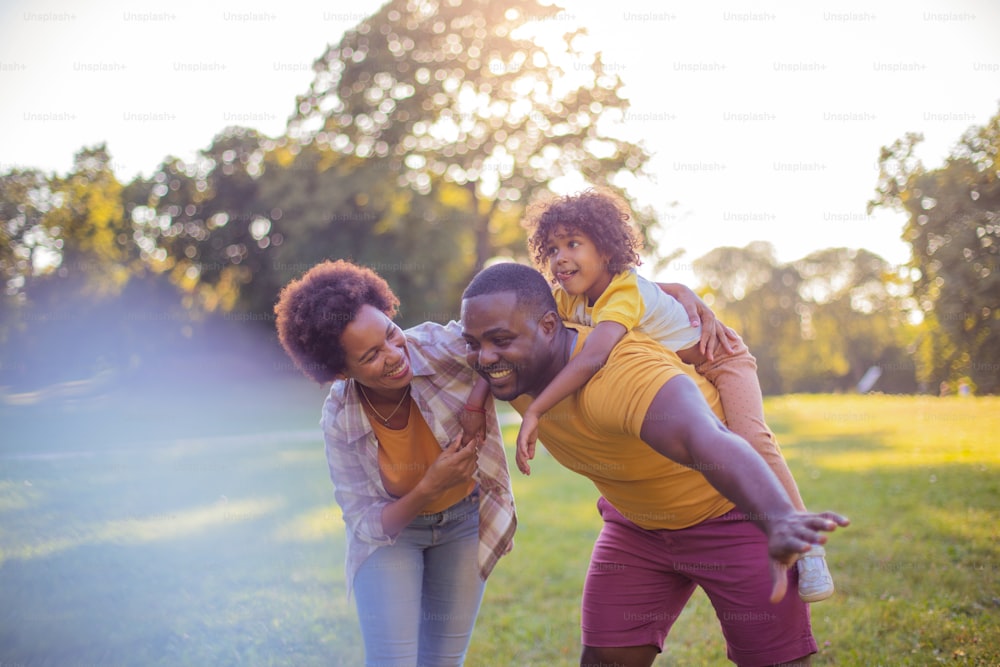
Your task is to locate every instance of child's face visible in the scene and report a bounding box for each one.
[544,226,613,304]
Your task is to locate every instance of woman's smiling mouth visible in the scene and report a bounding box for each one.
[383,359,409,378]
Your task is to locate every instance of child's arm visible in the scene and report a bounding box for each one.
[515,320,627,475]
[658,282,739,361]
[458,375,490,447]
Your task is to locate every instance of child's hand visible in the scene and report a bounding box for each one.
[701,319,740,362]
[459,408,486,447]
[515,411,540,475]
[673,289,735,361]
[658,282,741,362]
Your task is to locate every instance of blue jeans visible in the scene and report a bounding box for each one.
[353,491,485,667]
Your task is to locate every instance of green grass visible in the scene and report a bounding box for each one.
[1,386,998,666]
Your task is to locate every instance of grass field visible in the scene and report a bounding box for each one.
[1,379,998,666]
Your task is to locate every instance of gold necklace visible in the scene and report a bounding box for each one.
[357,383,410,425]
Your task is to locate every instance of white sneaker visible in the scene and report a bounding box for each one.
[797,545,834,603]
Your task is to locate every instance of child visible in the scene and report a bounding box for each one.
[518,188,835,603]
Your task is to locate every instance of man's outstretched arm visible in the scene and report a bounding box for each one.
[638,374,849,601]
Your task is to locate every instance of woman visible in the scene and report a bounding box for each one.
[274,259,516,667]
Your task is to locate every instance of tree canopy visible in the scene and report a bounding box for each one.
[694,243,917,394]
[1,2,997,395]
[870,107,1000,393]
[289,0,654,273]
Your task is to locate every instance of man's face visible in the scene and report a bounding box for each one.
[461,291,552,401]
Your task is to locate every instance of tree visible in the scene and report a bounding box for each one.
[288,0,653,275]
[870,107,1000,393]
[45,146,132,295]
[692,241,778,311]
[131,127,271,315]
[692,243,917,394]
[1,146,133,302]
[0,146,144,387]
[251,141,483,326]
[129,1,658,327]
[693,242,791,393]
[789,248,915,393]
[0,167,50,303]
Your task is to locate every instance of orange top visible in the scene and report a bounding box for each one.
[371,398,474,514]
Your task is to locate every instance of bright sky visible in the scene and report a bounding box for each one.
[2,0,999,285]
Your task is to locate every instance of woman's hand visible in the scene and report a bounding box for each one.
[380,433,479,538]
[421,432,479,495]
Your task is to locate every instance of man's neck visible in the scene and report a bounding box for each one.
[529,323,578,398]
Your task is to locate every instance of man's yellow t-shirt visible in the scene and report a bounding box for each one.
[510,324,735,530]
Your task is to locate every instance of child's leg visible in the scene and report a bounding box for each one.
[695,337,835,602]
[694,337,807,511]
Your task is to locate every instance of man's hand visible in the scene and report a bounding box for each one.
[766,511,850,603]
[515,411,541,475]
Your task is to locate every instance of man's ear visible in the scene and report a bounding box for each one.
[538,310,560,338]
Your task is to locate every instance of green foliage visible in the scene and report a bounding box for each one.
[250,143,481,326]
[870,106,1000,393]
[111,0,655,330]
[289,0,653,272]
[0,147,146,387]
[0,167,50,304]
[133,127,269,314]
[694,243,918,394]
[3,1,990,396]
[45,146,132,294]
[0,146,132,300]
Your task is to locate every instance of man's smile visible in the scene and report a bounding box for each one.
[486,367,513,380]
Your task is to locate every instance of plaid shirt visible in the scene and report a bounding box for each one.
[320,320,516,600]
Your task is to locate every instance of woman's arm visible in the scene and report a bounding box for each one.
[325,390,477,542]
[327,431,395,546]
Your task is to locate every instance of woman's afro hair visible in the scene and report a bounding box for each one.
[274,260,399,383]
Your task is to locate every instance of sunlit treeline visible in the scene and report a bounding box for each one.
[1,0,996,394]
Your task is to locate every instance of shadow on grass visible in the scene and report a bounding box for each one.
[778,431,898,455]
[1,371,366,666]
[480,459,1000,667]
[2,387,998,666]
[0,441,365,666]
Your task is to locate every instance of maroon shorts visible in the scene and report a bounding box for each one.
[582,498,817,667]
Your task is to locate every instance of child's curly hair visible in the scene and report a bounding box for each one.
[524,188,643,279]
[274,260,399,383]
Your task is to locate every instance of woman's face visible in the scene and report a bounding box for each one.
[338,304,412,393]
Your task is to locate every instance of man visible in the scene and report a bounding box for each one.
[460,262,848,667]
